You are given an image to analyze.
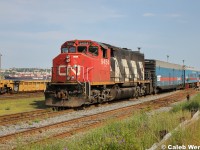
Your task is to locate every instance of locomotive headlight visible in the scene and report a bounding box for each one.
[67,76,71,80]
[66,58,70,62]
[66,55,70,62]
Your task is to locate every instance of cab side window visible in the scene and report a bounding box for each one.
[111,49,114,57]
[89,46,98,56]
[102,48,107,58]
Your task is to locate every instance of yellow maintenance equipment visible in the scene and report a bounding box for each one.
[0,80,49,94]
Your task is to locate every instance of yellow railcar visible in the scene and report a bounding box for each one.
[0,80,50,94]
[0,80,13,94]
[14,80,47,92]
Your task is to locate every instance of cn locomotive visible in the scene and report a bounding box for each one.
[45,40,200,108]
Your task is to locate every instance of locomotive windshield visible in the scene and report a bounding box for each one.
[62,48,68,53]
[78,46,87,53]
[61,46,76,53]
[61,42,99,56]
[69,46,76,53]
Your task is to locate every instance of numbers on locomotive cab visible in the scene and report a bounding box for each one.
[79,41,91,45]
[101,59,110,65]
[67,42,75,46]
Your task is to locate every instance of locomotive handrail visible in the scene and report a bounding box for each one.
[79,66,85,81]
[86,67,94,82]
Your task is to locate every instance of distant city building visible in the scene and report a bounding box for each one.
[2,68,51,80]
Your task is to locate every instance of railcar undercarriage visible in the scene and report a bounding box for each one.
[45,82,150,108]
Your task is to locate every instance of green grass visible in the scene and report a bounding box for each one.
[0,96,46,115]
[171,93,200,112]
[165,118,200,146]
[164,93,200,146]
[67,111,190,150]
[21,111,190,150]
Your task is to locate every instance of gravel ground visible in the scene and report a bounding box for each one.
[0,91,179,137]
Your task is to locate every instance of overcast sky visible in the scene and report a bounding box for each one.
[0,0,200,69]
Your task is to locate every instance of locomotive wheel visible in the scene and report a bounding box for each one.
[52,107,58,111]
[135,92,139,99]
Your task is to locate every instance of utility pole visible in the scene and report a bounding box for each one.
[182,59,185,88]
[0,53,2,80]
[167,55,169,62]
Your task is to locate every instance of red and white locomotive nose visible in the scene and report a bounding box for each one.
[52,53,82,82]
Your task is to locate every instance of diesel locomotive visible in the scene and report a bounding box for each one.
[45,39,200,108]
[45,40,153,107]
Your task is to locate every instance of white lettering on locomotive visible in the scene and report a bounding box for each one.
[79,41,90,45]
[58,65,67,76]
[73,56,79,58]
[101,59,110,65]
[71,65,81,76]
[58,65,81,76]
[67,42,74,45]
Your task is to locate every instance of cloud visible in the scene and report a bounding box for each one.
[143,12,182,19]
[143,13,156,17]
[165,13,182,18]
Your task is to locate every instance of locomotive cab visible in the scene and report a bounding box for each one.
[51,40,110,83]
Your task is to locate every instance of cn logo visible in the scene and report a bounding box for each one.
[58,65,80,76]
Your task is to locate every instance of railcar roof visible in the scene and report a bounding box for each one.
[185,66,200,72]
[146,59,200,72]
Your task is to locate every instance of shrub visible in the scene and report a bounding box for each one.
[171,94,200,112]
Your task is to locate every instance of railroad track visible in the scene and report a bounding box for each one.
[0,89,197,149]
[0,109,50,126]
[0,90,187,126]
[0,108,76,126]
